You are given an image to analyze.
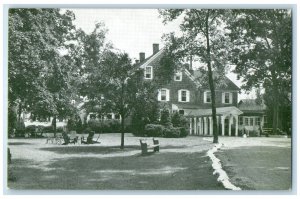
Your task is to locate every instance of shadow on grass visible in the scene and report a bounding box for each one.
[8,142,33,146]
[8,151,225,190]
[40,145,140,154]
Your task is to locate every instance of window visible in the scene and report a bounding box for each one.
[174,71,182,81]
[179,110,185,115]
[106,114,112,119]
[256,117,261,125]
[182,91,187,101]
[115,114,120,120]
[245,118,249,126]
[222,92,232,104]
[250,118,254,126]
[178,89,190,102]
[239,117,243,125]
[161,90,166,101]
[144,66,153,79]
[204,91,211,103]
[158,88,169,101]
[90,114,96,120]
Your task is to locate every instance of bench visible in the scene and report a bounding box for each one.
[140,138,160,155]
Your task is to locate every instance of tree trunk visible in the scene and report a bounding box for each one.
[205,11,218,144]
[52,116,57,137]
[120,113,125,149]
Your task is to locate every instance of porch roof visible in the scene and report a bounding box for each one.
[184,106,243,117]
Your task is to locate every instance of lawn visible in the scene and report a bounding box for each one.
[7,133,225,190]
[211,137,292,190]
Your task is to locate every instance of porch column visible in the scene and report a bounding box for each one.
[194,117,197,135]
[199,117,203,135]
[209,117,213,136]
[204,117,208,135]
[235,116,239,136]
[221,116,225,136]
[229,115,232,136]
[189,118,192,135]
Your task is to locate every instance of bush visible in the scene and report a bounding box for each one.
[163,126,181,138]
[160,108,172,127]
[171,112,189,128]
[43,126,53,133]
[144,124,165,137]
[87,119,121,133]
[179,127,189,137]
[25,125,36,134]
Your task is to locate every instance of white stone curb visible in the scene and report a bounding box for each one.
[207,143,242,191]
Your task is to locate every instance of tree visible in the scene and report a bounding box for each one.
[8,9,79,135]
[159,9,232,143]
[228,9,292,134]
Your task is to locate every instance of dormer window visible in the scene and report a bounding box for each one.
[174,71,182,81]
[204,91,211,103]
[144,66,153,79]
[158,88,170,101]
[178,89,190,102]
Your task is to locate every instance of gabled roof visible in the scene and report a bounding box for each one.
[238,99,266,112]
[193,70,240,91]
[138,47,239,91]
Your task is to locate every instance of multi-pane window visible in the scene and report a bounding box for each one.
[245,118,249,126]
[158,88,169,101]
[204,91,211,103]
[250,118,254,126]
[181,90,187,102]
[256,117,261,125]
[239,117,243,125]
[145,66,152,79]
[161,89,167,101]
[225,93,230,103]
[178,89,190,102]
[179,110,185,115]
[223,92,232,104]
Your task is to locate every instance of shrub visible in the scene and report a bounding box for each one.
[179,127,189,137]
[25,125,36,134]
[43,126,53,133]
[160,108,172,127]
[87,119,121,133]
[171,112,189,128]
[144,124,165,137]
[88,119,102,133]
[163,126,181,138]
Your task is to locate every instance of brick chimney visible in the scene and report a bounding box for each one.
[153,43,159,55]
[139,52,145,62]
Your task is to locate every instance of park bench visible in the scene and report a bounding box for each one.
[262,128,272,137]
[140,138,160,155]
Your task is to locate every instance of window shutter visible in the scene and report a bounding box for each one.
[222,93,225,103]
[204,92,207,103]
[157,89,161,101]
[178,90,182,102]
[186,90,190,102]
[229,93,233,104]
[166,89,170,101]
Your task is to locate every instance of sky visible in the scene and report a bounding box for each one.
[70,9,256,99]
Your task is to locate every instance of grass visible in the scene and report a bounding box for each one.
[7,133,224,190]
[215,142,292,190]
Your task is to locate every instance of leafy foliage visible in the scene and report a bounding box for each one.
[228,9,292,133]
